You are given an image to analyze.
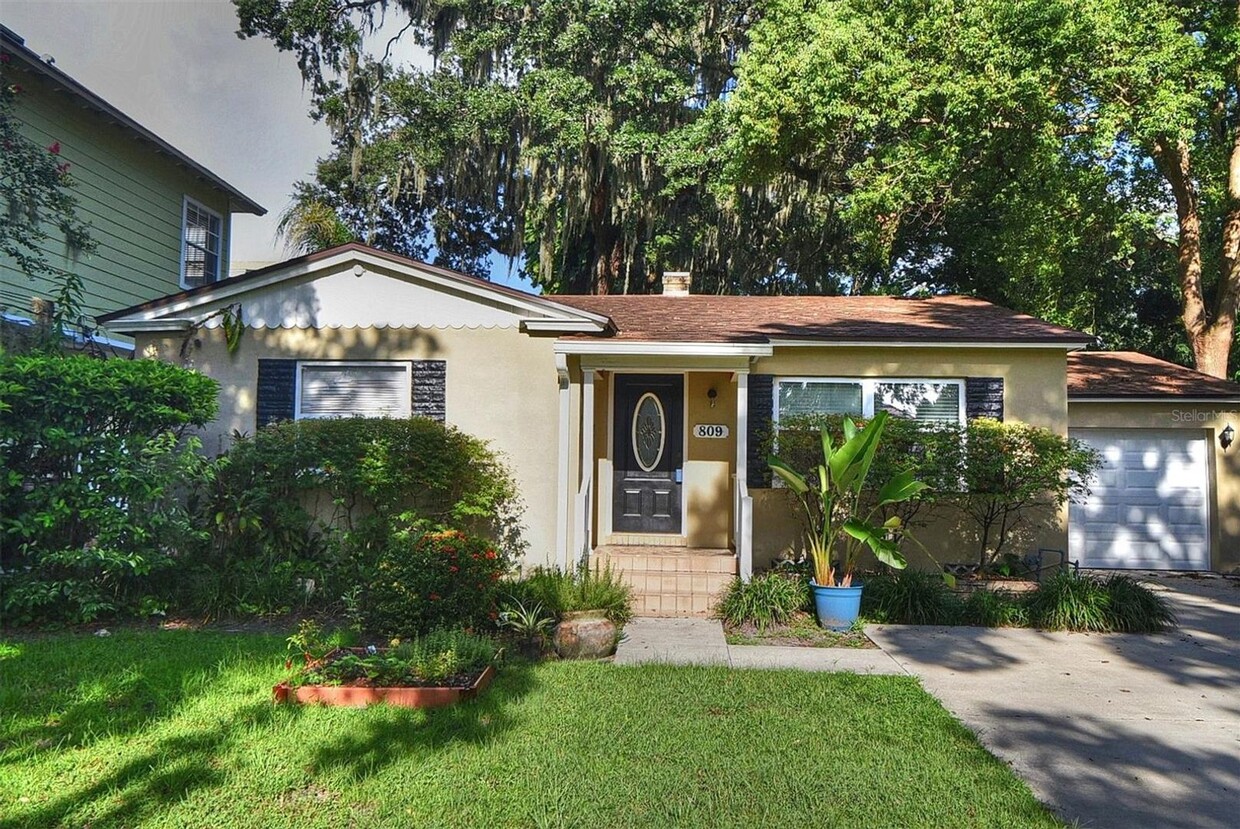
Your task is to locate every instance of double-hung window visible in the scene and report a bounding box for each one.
[295,362,412,419]
[774,378,964,425]
[181,197,223,288]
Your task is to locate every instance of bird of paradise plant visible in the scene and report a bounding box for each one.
[768,411,928,587]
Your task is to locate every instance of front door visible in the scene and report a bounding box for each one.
[613,374,684,534]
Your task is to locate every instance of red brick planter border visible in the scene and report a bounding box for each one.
[274,663,496,709]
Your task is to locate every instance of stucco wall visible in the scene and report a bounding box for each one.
[1069,401,1240,573]
[750,346,1071,571]
[136,325,563,568]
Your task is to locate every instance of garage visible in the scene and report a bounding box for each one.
[1068,428,1211,570]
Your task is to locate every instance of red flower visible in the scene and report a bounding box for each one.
[449,565,458,573]
[47,141,61,155]
[429,592,440,601]
[485,550,497,560]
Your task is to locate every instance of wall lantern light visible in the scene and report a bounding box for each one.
[707,387,718,408]
[1221,424,1234,452]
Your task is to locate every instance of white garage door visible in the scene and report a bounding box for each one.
[1069,429,1211,570]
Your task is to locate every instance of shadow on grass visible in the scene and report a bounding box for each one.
[5,700,275,829]
[3,661,538,829]
[0,631,284,761]
[308,662,539,782]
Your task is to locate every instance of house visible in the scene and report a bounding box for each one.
[0,25,264,348]
[100,243,1240,615]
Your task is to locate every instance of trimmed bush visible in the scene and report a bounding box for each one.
[507,562,634,624]
[715,572,810,630]
[861,570,960,625]
[1025,572,1174,633]
[960,589,1029,627]
[1102,575,1176,632]
[0,355,218,624]
[188,416,520,617]
[364,530,511,637]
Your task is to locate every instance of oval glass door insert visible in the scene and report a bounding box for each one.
[632,392,666,472]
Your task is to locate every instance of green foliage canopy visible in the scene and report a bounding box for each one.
[728,0,1240,375]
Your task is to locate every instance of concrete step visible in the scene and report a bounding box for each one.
[591,546,738,618]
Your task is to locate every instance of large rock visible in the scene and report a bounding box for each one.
[552,611,618,660]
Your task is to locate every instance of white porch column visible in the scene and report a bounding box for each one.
[575,368,596,562]
[736,371,753,580]
[555,353,571,571]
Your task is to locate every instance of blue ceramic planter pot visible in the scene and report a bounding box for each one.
[810,580,863,631]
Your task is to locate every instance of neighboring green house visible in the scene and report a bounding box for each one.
[0,25,264,348]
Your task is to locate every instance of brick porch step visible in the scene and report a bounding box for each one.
[590,545,738,618]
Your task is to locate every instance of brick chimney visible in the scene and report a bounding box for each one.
[662,271,691,296]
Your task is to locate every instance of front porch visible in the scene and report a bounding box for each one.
[556,353,759,616]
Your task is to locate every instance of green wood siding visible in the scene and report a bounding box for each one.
[0,66,233,325]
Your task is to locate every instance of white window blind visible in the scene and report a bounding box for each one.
[182,198,222,288]
[775,378,964,425]
[297,363,411,419]
[777,381,864,419]
[875,381,962,423]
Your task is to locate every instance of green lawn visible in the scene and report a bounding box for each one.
[0,631,1059,828]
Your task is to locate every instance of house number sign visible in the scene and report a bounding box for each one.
[693,424,729,439]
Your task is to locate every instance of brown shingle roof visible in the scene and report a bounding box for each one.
[1068,351,1240,399]
[550,294,1091,344]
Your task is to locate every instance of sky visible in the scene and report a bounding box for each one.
[0,1,536,285]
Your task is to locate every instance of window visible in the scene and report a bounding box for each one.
[181,197,223,288]
[774,378,964,425]
[295,362,412,419]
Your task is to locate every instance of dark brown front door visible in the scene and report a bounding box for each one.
[613,374,684,534]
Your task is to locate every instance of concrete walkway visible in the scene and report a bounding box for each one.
[614,617,905,674]
[867,576,1240,829]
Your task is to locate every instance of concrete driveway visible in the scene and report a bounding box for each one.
[867,576,1240,829]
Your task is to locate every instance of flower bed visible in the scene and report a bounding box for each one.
[276,628,500,708]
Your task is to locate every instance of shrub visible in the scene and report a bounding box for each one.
[957,419,1099,569]
[715,572,810,630]
[861,570,961,625]
[960,589,1029,627]
[0,355,218,624]
[1025,572,1175,633]
[363,530,511,638]
[1102,575,1176,632]
[507,562,634,624]
[187,416,521,617]
[1024,572,1113,631]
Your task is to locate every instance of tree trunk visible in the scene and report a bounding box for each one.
[588,178,614,295]
[1222,124,1240,374]
[1154,136,1237,378]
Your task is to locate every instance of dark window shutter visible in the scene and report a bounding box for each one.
[412,360,446,422]
[256,359,296,428]
[965,377,1004,422]
[747,374,774,488]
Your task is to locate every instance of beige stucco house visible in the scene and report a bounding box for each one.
[101,244,1240,615]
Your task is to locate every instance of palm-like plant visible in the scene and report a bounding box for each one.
[768,411,928,587]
